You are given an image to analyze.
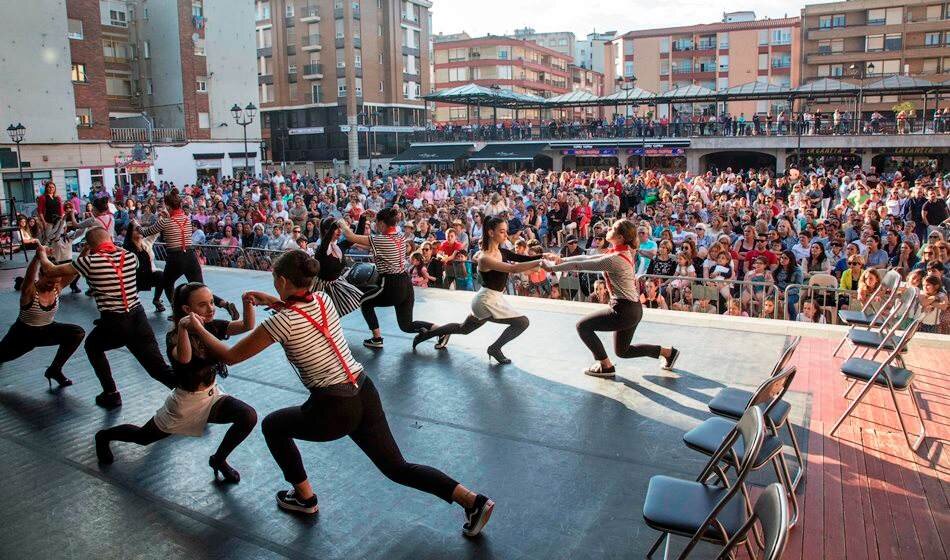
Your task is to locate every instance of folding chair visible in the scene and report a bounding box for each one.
[557,273,581,301]
[684,366,799,528]
[643,407,765,560]
[706,337,804,490]
[807,273,841,322]
[831,318,926,451]
[833,269,901,356]
[715,483,790,560]
[842,287,919,366]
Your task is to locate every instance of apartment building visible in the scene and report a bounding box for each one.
[433,36,572,123]
[511,27,576,59]
[256,0,432,170]
[616,13,801,117]
[568,65,607,120]
[576,30,617,73]
[801,0,950,112]
[0,0,260,199]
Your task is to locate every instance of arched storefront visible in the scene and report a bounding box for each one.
[871,149,947,174]
[700,150,777,173]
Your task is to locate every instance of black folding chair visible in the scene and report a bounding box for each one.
[643,407,765,560]
[715,483,790,560]
[833,269,901,359]
[706,337,805,490]
[684,366,799,528]
[831,317,926,451]
[841,287,919,366]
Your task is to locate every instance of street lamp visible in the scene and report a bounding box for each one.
[850,62,874,133]
[358,109,382,175]
[231,102,257,180]
[6,123,26,205]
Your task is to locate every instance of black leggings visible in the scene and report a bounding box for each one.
[161,250,225,308]
[262,376,457,503]
[97,395,257,460]
[417,314,529,352]
[576,299,662,362]
[84,306,176,393]
[360,273,433,333]
[141,269,164,302]
[0,320,85,375]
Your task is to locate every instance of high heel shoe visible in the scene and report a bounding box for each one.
[487,347,511,365]
[209,455,240,483]
[44,369,73,389]
[152,299,166,313]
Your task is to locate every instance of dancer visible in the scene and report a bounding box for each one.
[312,218,363,317]
[123,221,166,312]
[38,227,176,408]
[138,189,238,318]
[73,196,116,238]
[338,207,434,349]
[95,282,258,483]
[0,250,85,388]
[543,219,679,378]
[186,250,494,536]
[412,216,550,365]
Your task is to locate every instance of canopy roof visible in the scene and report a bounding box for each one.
[422,78,950,109]
[468,143,550,162]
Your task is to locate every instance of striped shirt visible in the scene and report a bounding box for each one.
[19,291,59,327]
[369,232,407,275]
[260,292,363,389]
[73,249,141,312]
[140,213,192,249]
[76,214,116,238]
[548,250,640,302]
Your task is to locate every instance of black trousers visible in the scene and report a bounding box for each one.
[84,306,175,393]
[161,250,225,307]
[576,299,661,362]
[418,314,529,352]
[360,273,433,333]
[98,395,257,460]
[262,376,457,503]
[140,269,164,302]
[0,320,85,374]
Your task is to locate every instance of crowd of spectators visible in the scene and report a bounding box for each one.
[8,157,949,334]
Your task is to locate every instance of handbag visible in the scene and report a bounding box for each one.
[345,262,380,294]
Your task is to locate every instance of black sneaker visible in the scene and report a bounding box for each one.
[662,347,680,371]
[69,285,81,294]
[153,299,166,313]
[435,333,451,350]
[462,494,495,537]
[276,489,319,514]
[95,391,122,409]
[13,277,23,291]
[95,432,114,464]
[363,337,384,349]
[583,363,616,378]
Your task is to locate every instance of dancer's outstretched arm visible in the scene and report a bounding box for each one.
[186,312,274,366]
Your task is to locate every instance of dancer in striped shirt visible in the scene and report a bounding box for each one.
[338,207,434,349]
[139,189,238,319]
[186,250,494,536]
[38,227,176,408]
[0,250,85,388]
[543,219,680,378]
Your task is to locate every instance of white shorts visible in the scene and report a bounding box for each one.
[153,384,226,437]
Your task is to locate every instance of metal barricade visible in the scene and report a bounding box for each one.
[638,274,782,318]
[784,284,859,325]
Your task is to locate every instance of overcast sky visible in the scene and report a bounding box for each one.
[431,0,830,39]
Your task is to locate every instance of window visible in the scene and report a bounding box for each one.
[881,59,900,74]
[379,81,384,92]
[659,38,669,54]
[63,170,80,195]
[718,33,729,49]
[192,1,204,18]
[284,3,293,17]
[771,53,791,68]
[771,28,791,45]
[497,65,512,79]
[830,64,844,77]
[102,39,129,60]
[256,0,270,20]
[311,84,322,102]
[758,29,769,46]
[923,58,939,73]
[884,34,901,51]
[623,40,634,55]
[194,38,206,56]
[623,61,634,77]
[832,14,846,27]
[926,4,942,21]
[758,53,768,70]
[926,32,941,46]
[196,76,207,92]
[105,77,132,96]
[717,77,728,90]
[143,41,150,59]
[337,78,347,96]
[198,112,210,129]
[144,78,153,94]
[378,52,384,64]
[355,77,362,97]
[67,18,84,40]
[659,59,670,75]
[76,108,93,127]
[336,50,345,67]
[335,19,344,39]
[377,24,382,36]
[817,64,830,77]
[818,15,832,29]
[446,66,466,81]
[866,35,884,52]
[71,63,88,83]
[718,55,729,71]
[498,47,509,60]
[109,8,127,27]
[868,8,885,24]
[257,28,272,48]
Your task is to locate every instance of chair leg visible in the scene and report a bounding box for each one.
[832,334,848,357]
[740,484,765,549]
[830,376,877,439]
[647,533,667,559]
[783,421,805,491]
[842,379,857,399]
[890,385,926,452]
[775,454,799,528]
[743,539,757,560]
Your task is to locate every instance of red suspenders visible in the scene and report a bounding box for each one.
[281,297,359,387]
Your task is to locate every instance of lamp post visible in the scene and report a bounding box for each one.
[231,103,257,180]
[850,62,874,133]
[358,109,382,176]
[6,123,26,205]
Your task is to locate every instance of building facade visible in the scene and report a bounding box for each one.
[511,27,576,59]
[800,0,950,113]
[576,30,617,73]
[433,36,572,123]
[616,13,801,118]
[256,0,432,171]
[0,0,261,202]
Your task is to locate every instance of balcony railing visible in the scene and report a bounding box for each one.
[301,34,322,50]
[302,63,323,78]
[111,127,186,143]
[299,5,320,21]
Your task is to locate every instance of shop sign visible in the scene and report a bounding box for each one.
[784,148,864,155]
[288,127,325,135]
[562,148,618,156]
[877,147,945,156]
[629,148,685,157]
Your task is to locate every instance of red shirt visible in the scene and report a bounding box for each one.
[437,240,464,258]
[37,194,64,221]
[745,249,778,268]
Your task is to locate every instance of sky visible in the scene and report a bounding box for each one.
[431,0,827,39]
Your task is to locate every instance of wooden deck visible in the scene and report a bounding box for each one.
[772,338,949,560]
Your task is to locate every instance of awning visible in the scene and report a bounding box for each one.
[228,152,258,159]
[469,143,549,162]
[390,143,473,164]
[193,153,224,160]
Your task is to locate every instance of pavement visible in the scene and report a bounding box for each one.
[0,268,805,560]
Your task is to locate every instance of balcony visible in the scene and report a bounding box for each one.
[402,13,420,26]
[286,44,296,55]
[288,71,298,83]
[110,127,185,144]
[335,36,345,49]
[671,66,694,75]
[334,7,343,18]
[299,5,320,22]
[353,37,361,48]
[284,16,295,27]
[302,63,323,79]
[352,6,360,18]
[301,34,322,51]
[257,46,273,57]
[354,66,363,78]
[402,45,420,56]
[258,74,274,85]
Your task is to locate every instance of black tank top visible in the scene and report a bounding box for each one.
[478,248,540,291]
[317,250,345,281]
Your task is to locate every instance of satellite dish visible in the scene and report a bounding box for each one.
[192,32,200,44]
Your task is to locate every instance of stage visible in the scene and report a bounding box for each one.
[0,268,945,560]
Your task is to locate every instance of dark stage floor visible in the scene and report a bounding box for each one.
[0,269,804,560]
